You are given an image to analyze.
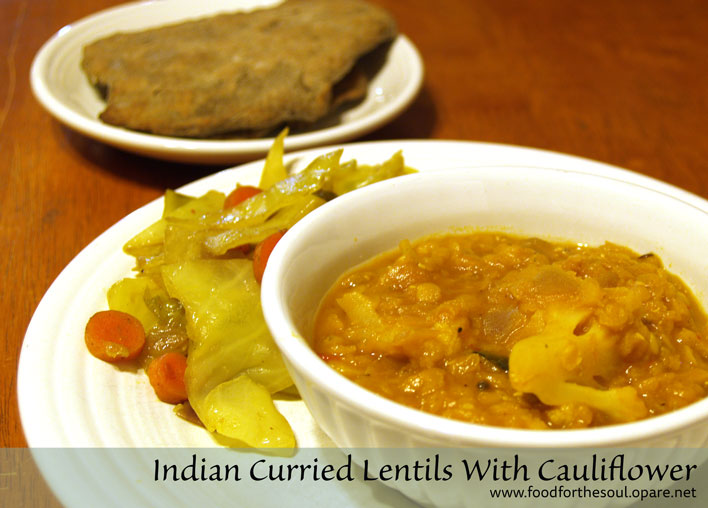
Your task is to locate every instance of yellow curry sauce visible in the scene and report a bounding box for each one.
[313,233,708,429]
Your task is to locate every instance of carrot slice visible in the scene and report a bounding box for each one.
[223,185,262,210]
[253,230,286,284]
[85,310,146,363]
[147,352,188,404]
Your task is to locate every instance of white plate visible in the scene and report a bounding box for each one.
[18,141,708,507]
[30,0,424,164]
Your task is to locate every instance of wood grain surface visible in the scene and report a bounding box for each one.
[1,0,707,505]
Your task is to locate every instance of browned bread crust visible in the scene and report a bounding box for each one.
[81,0,397,138]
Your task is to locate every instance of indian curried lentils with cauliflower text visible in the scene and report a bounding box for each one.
[313,232,708,429]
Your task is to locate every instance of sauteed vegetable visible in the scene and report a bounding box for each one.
[84,130,413,447]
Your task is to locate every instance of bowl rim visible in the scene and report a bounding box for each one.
[262,165,708,448]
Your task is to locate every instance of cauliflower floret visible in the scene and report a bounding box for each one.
[509,308,647,423]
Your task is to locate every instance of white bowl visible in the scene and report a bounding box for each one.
[261,166,708,505]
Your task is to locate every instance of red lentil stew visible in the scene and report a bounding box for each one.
[313,232,708,429]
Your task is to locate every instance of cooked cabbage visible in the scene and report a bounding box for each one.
[162,259,294,447]
[106,134,414,448]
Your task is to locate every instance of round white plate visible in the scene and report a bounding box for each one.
[30,0,424,164]
[18,141,708,507]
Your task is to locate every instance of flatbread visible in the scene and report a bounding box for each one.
[81,0,397,138]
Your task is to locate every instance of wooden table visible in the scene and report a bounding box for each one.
[2,0,707,504]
